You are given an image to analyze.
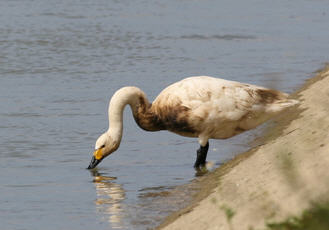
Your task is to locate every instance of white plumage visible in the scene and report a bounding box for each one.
[88,76,299,170]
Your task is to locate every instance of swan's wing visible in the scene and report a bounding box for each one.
[153,76,290,122]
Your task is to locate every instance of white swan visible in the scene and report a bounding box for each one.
[87,76,299,169]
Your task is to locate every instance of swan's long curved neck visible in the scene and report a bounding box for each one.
[107,87,151,143]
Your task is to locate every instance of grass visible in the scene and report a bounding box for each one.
[266,201,329,230]
[211,198,236,230]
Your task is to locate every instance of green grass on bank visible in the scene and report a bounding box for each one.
[266,202,329,230]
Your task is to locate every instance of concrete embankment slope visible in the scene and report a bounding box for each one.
[159,66,329,230]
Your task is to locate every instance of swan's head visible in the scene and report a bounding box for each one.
[87,132,120,169]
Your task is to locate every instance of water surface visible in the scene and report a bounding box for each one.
[1,0,329,229]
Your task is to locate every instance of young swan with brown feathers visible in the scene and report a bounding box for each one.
[87,76,299,170]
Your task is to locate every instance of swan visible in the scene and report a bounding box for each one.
[87,76,299,170]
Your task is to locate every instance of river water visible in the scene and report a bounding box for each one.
[1,0,328,229]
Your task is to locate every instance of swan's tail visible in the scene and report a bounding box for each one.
[266,99,300,113]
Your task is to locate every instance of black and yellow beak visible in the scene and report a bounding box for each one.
[87,148,104,169]
[87,156,103,169]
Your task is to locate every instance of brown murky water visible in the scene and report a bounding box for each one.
[1,0,329,229]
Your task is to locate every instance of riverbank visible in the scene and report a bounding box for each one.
[157,65,329,230]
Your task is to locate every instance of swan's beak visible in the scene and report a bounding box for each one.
[87,148,104,169]
[87,156,103,169]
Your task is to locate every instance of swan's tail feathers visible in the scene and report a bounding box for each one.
[266,99,300,113]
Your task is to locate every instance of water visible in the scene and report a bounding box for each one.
[1,0,328,229]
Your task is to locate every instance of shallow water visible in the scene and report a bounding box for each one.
[1,0,329,229]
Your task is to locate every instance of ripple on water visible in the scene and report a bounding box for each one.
[180,34,257,40]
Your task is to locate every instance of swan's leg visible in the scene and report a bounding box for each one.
[194,142,209,168]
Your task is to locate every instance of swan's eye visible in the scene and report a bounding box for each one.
[100,144,105,149]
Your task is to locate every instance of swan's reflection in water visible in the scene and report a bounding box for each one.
[89,170,200,229]
[90,170,126,229]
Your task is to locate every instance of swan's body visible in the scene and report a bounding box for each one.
[88,76,299,169]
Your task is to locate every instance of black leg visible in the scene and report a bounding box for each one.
[194,142,209,169]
